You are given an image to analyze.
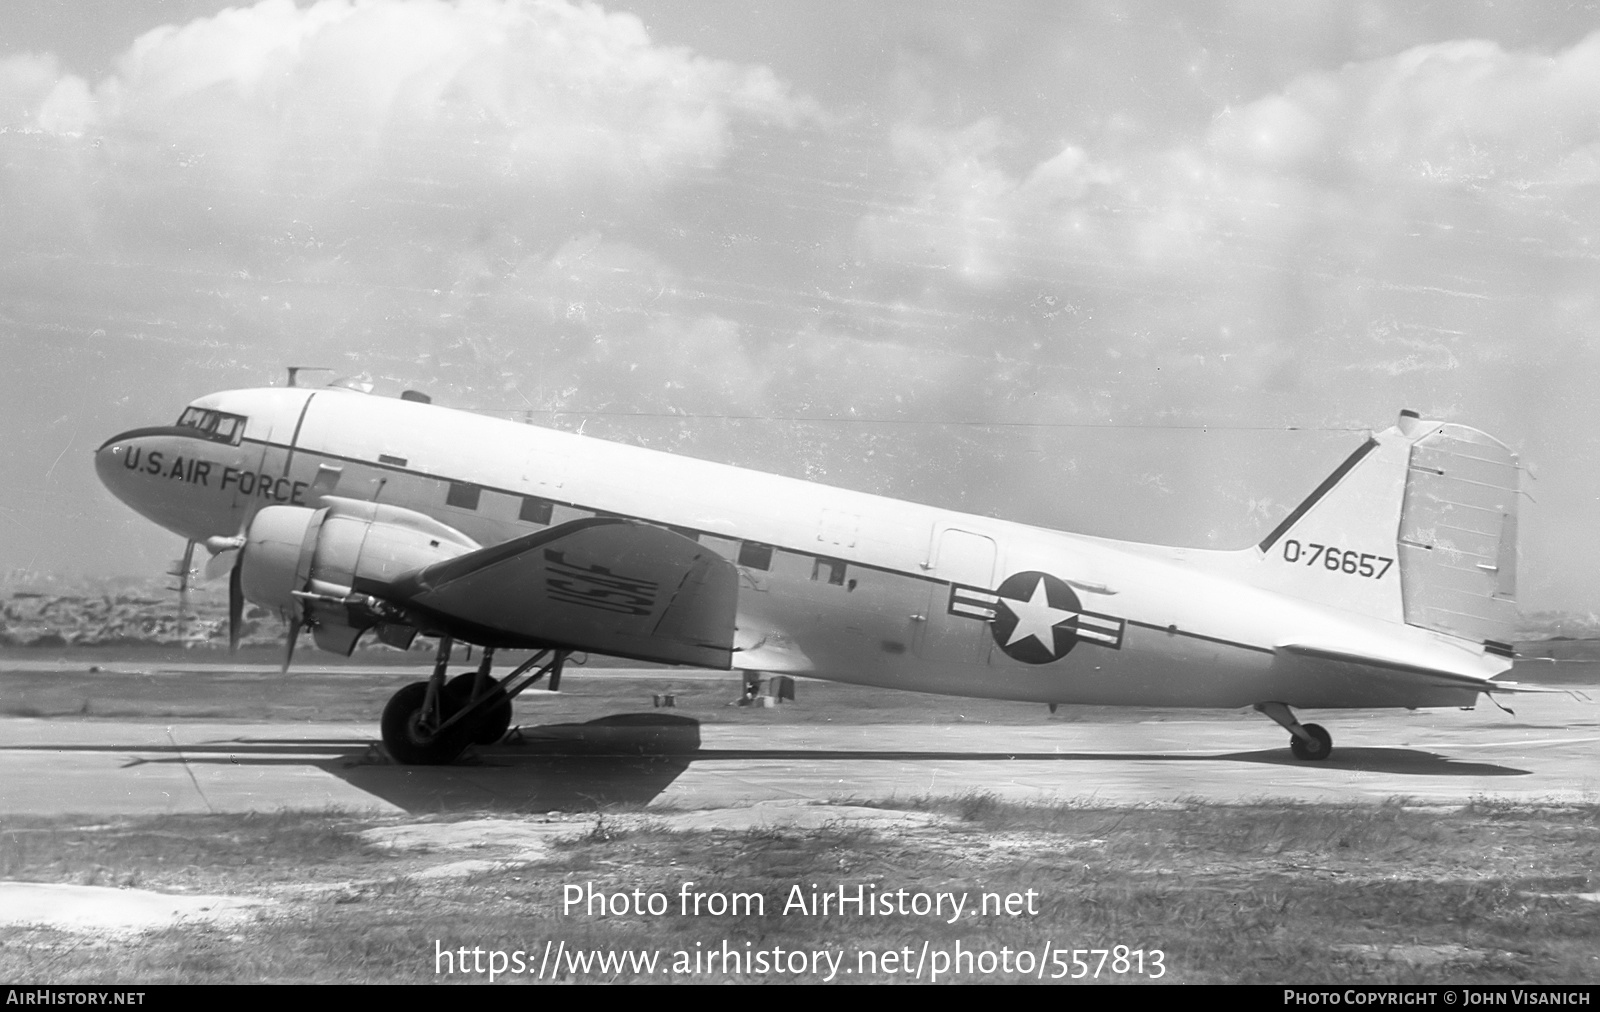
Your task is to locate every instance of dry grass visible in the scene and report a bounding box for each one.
[2,801,1595,984]
[1,810,376,890]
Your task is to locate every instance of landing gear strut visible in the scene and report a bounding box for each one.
[445,647,513,745]
[379,637,570,765]
[1255,702,1333,762]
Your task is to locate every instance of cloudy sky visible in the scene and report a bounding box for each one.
[3,0,1598,615]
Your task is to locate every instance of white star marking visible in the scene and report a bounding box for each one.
[1000,577,1078,652]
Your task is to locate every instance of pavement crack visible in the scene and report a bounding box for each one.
[166,726,215,814]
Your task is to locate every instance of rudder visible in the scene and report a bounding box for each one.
[1246,411,1520,651]
[1396,419,1519,654]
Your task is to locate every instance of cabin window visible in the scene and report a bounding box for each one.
[175,407,246,446]
[379,454,407,467]
[812,558,846,585]
[519,496,553,524]
[447,482,481,510]
[738,541,774,571]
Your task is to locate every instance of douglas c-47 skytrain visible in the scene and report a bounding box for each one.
[96,384,1539,764]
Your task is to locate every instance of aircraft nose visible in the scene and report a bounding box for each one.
[94,431,139,503]
[94,426,206,533]
[95,424,252,543]
[96,428,180,522]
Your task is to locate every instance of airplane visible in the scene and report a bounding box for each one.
[94,383,1536,765]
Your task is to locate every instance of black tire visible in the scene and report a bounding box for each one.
[1289,722,1333,761]
[445,672,514,745]
[381,681,469,765]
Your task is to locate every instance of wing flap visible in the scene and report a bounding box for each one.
[362,518,738,668]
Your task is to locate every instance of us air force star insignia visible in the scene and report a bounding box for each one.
[989,571,1083,664]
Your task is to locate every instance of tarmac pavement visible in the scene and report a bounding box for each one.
[1,690,1594,815]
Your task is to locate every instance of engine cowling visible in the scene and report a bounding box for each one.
[239,497,480,653]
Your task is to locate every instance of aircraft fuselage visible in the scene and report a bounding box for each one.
[96,387,1508,712]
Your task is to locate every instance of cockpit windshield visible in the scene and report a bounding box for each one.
[176,407,247,445]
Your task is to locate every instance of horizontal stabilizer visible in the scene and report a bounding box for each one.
[1277,642,1501,693]
[361,518,738,668]
[1268,642,1512,708]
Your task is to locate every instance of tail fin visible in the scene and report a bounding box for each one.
[1248,411,1519,652]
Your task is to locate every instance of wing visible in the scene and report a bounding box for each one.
[357,517,738,668]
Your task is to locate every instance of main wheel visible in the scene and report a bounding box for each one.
[381,681,469,765]
[1289,722,1333,761]
[445,673,514,745]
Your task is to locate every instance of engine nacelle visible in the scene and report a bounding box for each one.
[239,497,481,652]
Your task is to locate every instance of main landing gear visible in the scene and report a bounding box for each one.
[380,636,569,765]
[1254,702,1333,762]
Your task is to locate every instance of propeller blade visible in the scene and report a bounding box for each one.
[174,540,196,643]
[201,533,245,583]
[203,547,240,583]
[282,615,302,673]
[228,561,244,653]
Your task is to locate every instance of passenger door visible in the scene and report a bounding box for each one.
[913,527,997,665]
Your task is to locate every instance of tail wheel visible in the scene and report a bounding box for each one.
[381,681,469,765]
[1289,722,1333,761]
[445,673,514,745]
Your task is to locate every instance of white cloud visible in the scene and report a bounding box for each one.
[856,29,1600,372]
[867,30,1600,266]
[1210,34,1600,184]
[857,118,1121,290]
[0,53,95,134]
[0,0,818,253]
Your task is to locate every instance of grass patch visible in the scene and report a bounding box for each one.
[2,802,1596,984]
[1,809,378,890]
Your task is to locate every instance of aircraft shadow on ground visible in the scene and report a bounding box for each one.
[1211,747,1528,777]
[677,746,1528,777]
[8,713,1532,813]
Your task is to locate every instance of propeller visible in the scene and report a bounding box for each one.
[209,529,302,668]
[203,533,248,653]
[282,615,302,673]
[203,542,241,582]
[228,559,245,653]
[167,540,198,644]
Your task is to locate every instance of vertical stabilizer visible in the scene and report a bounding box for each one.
[1243,412,1520,652]
[1249,423,1409,624]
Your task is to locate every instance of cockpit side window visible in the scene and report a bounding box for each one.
[211,414,242,443]
[176,407,247,445]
